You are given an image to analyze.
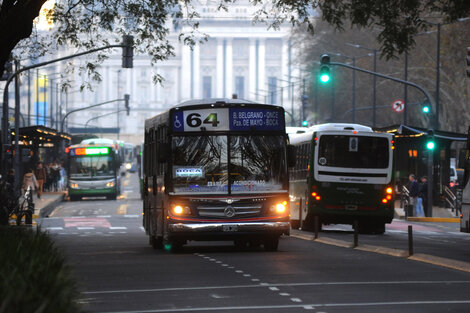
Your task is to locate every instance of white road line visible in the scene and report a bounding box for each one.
[77,227,95,230]
[46,227,63,231]
[290,298,302,302]
[269,287,279,291]
[83,280,470,295]
[109,227,127,230]
[95,300,470,313]
[279,293,290,296]
[97,215,112,218]
[124,215,139,218]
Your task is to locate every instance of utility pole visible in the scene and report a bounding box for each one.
[117,70,121,140]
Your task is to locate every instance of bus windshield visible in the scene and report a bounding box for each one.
[70,156,115,178]
[318,135,389,169]
[172,135,286,194]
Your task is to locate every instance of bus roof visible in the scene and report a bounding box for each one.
[289,123,391,145]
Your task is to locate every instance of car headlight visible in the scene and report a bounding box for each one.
[106,181,115,187]
[171,204,192,215]
[125,163,132,170]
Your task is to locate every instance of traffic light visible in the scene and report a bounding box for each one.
[302,120,308,127]
[466,47,470,78]
[124,94,130,116]
[426,129,435,150]
[122,35,134,69]
[422,104,430,114]
[319,54,331,83]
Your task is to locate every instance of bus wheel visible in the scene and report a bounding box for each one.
[290,220,300,230]
[150,235,163,249]
[264,236,279,251]
[70,195,80,201]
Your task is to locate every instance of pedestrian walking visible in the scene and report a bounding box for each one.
[34,162,46,198]
[22,169,38,196]
[418,176,428,217]
[408,174,419,216]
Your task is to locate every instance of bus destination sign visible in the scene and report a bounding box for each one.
[172,108,284,132]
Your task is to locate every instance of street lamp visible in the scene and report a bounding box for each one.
[345,43,378,127]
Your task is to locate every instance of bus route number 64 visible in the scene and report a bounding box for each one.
[186,113,220,128]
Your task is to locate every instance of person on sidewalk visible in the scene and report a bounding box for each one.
[22,169,38,197]
[418,176,428,217]
[34,162,46,199]
[408,174,419,216]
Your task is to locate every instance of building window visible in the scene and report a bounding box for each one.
[235,76,245,99]
[268,76,277,104]
[203,76,212,98]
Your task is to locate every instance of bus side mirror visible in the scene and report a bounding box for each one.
[158,143,170,163]
[287,145,296,168]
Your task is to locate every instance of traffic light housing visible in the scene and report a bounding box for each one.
[122,35,134,69]
[426,129,435,150]
[124,94,130,116]
[319,54,331,83]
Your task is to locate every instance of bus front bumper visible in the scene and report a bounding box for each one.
[168,221,290,237]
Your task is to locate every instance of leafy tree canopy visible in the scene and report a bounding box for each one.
[1,0,470,81]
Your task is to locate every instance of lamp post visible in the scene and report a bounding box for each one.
[345,43,378,127]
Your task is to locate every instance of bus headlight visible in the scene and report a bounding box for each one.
[125,163,132,170]
[70,183,79,189]
[172,205,191,215]
[269,201,288,214]
[106,181,115,187]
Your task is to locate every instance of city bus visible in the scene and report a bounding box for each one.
[67,140,122,201]
[289,123,394,234]
[143,98,294,251]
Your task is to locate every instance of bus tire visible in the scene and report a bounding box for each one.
[70,195,80,201]
[290,220,300,230]
[264,236,279,251]
[150,235,163,249]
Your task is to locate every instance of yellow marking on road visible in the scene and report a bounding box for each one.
[123,180,130,187]
[406,217,460,223]
[117,204,128,215]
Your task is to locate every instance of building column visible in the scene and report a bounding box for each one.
[216,38,224,97]
[181,43,191,100]
[193,43,201,98]
[225,38,233,98]
[258,39,266,102]
[248,38,256,101]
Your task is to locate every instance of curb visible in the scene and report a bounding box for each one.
[406,217,460,223]
[290,230,470,274]
[37,194,65,218]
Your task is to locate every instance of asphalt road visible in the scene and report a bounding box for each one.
[38,172,470,313]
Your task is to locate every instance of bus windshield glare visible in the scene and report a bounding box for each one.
[172,135,286,194]
[318,135,389,169]
[70,156,114,178]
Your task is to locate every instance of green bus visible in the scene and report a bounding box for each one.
[67,142,121,200]
[289,123,394,234]
[143,99,294,251]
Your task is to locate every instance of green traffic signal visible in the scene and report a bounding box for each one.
[422,106,430,113]
[426,141,435,150]
[319,65,330,83]
[302,120,308,127]
[320,73,330,83]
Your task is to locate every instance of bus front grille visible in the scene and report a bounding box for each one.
[197,205,262,218]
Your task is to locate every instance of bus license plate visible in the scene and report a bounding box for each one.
[223,225,238,232]
[345,205,358,211]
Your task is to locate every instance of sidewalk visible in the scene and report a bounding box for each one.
[32,191,66,218]
[394,200,460,222]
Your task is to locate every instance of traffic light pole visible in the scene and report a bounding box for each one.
[328,60,436,216]
[84,109,127,128]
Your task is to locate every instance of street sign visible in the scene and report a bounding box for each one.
[392,99,405,113]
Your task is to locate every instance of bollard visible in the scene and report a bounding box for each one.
[353,220,358,247]
[408,225,413,256]
[314,216,319,239]
[299,197,303,229]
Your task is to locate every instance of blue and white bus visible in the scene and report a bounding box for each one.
[143,99,295,251]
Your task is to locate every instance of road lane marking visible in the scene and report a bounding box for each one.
[77,227,95,230]
[109,227,127,230]
[96,300,470,313]
[117,204,128,215]
[123,180,130,187]
[123,214,139,218]
[290,297,302,302]
[64,217,111,228]
[83,280,470,295]
[46,227,63,231]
